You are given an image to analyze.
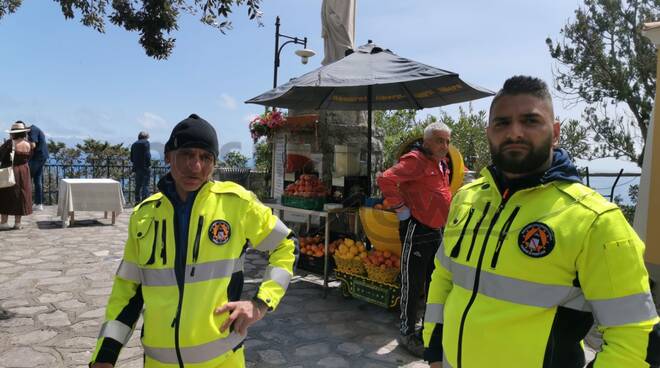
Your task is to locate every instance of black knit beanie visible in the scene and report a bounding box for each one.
[164,114,219,158]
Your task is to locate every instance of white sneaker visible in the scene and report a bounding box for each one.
[33,204,43,211]
[0,223,10,230]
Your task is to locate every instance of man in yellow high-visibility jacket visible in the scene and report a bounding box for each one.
[90,114,297,367]
[423,76,660,368]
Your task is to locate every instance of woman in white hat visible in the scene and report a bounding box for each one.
[0,121,33,229]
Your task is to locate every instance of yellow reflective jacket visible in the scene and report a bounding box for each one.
[90,179,296,367]
[424,167,659,368]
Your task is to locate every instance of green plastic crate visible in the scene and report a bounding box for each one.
[335,270,400,310]
[281,195,326,211]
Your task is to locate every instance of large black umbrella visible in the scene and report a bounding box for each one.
[246,42,494,193]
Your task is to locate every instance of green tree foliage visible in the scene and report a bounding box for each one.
[558,118,591,161]
[0,0,263,59]
[375,109,436,170]
[440,107,490,174]
[546,0,659,166]
[76,138,129,163]
[222,150,248,168]
[253,140,271,172]
[48,139,82,166]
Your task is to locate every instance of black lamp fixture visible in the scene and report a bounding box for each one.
[273,16,315,89]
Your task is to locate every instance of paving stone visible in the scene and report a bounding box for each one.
[294,342,331,357]
[0,317,34,327]
[257,349,287,364]
[337,342,364,355]
[38,292,74,303]
[0,261,15,268]
[59,349,92,365]
[35,276,78,286]
[84,287,112,296]
[10,306,50,315]
[9,329,59,345]
[59,336,97,348]
[2,298,30,308]
[57,299,87,310]
[37,310,71,327]
[18,270,62,279]
[78,308,106,319]
[317,356,350,367]
[0,347,58,367]
[17,258,45,265]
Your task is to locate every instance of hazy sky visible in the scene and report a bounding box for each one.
[0,0,640,177]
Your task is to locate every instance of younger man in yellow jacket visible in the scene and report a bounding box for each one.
[90,114,297,367]
[423,76,659,367]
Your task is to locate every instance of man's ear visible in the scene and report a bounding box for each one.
[552,120,560,147]
[164,151,171,164]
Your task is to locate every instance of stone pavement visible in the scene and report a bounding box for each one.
[0,206,596,367]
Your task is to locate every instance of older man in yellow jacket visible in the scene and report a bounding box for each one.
[423,76,659,368]
[90,114,297,367]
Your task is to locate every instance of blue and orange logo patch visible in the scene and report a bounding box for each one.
[209,220,231,245]
[518,222,555,258]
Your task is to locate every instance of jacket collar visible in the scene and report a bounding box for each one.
[484,148,581,196]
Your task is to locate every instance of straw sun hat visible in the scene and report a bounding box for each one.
[5,121,31,134]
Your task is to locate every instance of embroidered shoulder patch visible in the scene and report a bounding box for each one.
[209,220,231,245]
[518,222,555,258]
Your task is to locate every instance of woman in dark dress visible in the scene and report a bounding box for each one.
[0,121,33,230]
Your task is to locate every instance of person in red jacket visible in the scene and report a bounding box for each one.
[377,122,452,357]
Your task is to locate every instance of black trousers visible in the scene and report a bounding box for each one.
[399,217,442,336]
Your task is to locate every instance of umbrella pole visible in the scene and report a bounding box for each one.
[367,85,373,197]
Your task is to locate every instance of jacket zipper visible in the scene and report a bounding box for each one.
[190,215,204,277]
[489,207,520,269]
[456,193,511,368]
[171,209,184,368]
[160,219,167,264]
[145,220,159,265]
[450,208,475,258]
[465,203,491,261]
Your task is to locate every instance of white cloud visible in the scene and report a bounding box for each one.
[138,112,168,130]
[219,93,238,110]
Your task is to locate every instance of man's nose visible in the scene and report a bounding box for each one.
[506,121,525,140]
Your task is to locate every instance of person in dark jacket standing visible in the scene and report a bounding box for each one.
[28,124,49,211]
[130,131,151,203]
[377,122,453,358]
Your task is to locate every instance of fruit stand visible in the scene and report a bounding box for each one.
[265,203,358,297]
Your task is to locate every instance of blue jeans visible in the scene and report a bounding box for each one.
[134,169,151,203]
[29,159,46,205]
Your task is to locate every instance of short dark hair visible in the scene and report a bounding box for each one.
[138,131,149,140]
[489,76,553,116]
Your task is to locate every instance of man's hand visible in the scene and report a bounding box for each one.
[429,363,442,368]
[215,300,266,336]
[90,363,113,368]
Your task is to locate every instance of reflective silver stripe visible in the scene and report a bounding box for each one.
[262,265,292,290]
[559,287,591,312]
[589,292,658,326]
[116,260,141,283]
[140,259,239,287]
[98,320,133,345]
[424,303,444,324]
[144,332,245,364]
[186,258,240,284]
[451,262,574,308]
[255,218,290,252]
[141,268,177,287]
[435,242,452,271]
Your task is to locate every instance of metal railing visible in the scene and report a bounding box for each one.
[41,160,267,206]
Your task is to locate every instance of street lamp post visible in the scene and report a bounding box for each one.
[273,16,314,89]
